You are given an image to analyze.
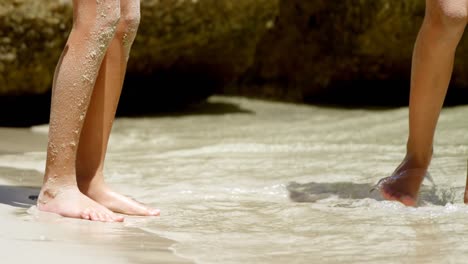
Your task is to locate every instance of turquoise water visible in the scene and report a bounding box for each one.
[2,96,468,263]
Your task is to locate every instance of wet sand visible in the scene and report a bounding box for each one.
[0,127,191,264]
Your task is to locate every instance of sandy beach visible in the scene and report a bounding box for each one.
[0,127,191,264]
[3,96,468,263]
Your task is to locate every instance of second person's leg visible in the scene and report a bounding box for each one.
[378,0,468,206]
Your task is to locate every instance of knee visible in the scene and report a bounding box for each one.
[117,9,141,36]
[88,15,120,52]
[426,1,468,33]
[101,8,121,31]
[74,5,121,43]
[98,6,121,39]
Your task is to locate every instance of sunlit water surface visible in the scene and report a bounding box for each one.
[4,96,468,263]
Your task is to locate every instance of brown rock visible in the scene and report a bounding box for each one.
[0,0,71,95]
[0,0,279,99]
[231,0,426,104]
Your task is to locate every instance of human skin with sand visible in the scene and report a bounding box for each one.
[37,0,159,222]
[376,0,468,206]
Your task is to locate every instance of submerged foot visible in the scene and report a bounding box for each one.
[81,183,160,216]
[37,185,124,222]
[374,168,427,206]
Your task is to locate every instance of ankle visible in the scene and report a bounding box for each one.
[42,172,77,188]
[405,142,432,167]
[38,183,78,205]
[77,177,106,195]
[403,152,432,169]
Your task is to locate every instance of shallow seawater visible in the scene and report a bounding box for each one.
[4,95,468,263]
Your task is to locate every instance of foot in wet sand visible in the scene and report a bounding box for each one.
[80,181,160,216]
[375,168,427,206]
[37,185,124,222]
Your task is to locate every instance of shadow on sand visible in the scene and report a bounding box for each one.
[0,92,254,127]
[0,167,41,208]
[287,181,460,207]
[0,185,39,209]
[118,100,254,118]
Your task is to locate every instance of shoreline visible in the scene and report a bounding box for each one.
[0,126,191,264]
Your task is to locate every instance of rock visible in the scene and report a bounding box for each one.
[122,0,279,114]
[0,0,279,101]
[0,0,278,125]
[4,0,468,112]
[0,0,71,95]
[231,0,468,106]
[229,0,422,104]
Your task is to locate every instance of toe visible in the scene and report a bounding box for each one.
[90,211,99,221]
[379,186,395,201]
[97,212,106,222]
[400,195,416,207]
[81,208,91,220]
[148,209,160,216]
[114,214,124,222]
[104,213,114,222]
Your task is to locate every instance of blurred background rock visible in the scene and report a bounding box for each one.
[2,0,468,126]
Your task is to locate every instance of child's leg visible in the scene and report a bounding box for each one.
[377,0,467,206]
[38,0,124,222]
[75,0,159,216]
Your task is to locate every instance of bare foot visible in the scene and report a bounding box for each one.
[80,182,160,216]
[375,168,427,206]
[37,185,124,222]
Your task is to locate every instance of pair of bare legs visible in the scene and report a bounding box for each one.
[37,0,159,222]
[377,0,468,206]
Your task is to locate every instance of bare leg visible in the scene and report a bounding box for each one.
[38,0,124,222]
[76,0,159,216]
[377,0,468,206]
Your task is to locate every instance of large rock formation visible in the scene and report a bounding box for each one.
[0,0,278,98]
[229,0,468,105]
[0,0,71,95]
[122,0,279,113]
[0,0,278,125]
[2,0,468,118]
